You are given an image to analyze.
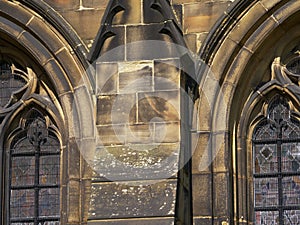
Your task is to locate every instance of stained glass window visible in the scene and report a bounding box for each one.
[253,97,300,224]
[0,61,26,108]
[9,111,60,225]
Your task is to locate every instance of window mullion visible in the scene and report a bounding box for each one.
[278,126,283,225]
[34,144,40,225]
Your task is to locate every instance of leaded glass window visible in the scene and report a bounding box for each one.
[0,60,26,108]
[253,97,300,224]
[9,110,60,225]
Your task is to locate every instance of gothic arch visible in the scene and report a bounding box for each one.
[0,1,95,224]
[196,0,300,223]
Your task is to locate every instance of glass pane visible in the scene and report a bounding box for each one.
[254,144,277,174]
[284,210,300,224]
[10,189,35,219]
[39,155,60,185]
[0,62,26,108]
[254,123,277,140]
[254,178,278,207]
[40,136,60,153]
[11,138,35,154]
[39,188,60,217]
[255,211,279,224]
[11,156,35,187]
[282,176,300,206]
[268,100,290,125]
[282,143,300,172]
[283,122,300,139]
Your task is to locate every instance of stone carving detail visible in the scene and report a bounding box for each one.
[257,57,300,101]
[87,0,125,62]
[0,62,37,116]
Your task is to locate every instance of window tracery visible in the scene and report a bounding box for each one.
[253,97,300,224]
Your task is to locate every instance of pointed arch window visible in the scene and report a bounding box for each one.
[8,109,61,225]
[253,97,300,224]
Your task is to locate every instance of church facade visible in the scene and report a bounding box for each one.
[0,0,300,224]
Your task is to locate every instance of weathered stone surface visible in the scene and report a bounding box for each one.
[43,0,80,10]
[118,62,153,93]
[96,62,118,94]
[97,124,126,146]
[192,174,212,216]
[154,122,180,143]
[154,59,180,90]
[194,217,213,225]
[83,0,110,9]
[213,172,230,216]
[96,94,136,125]
[62,9,103,43]
[137,91,180,123]
[88,180,177,219]
[96,26,126,62]
[143,1,165,23]
[126,24,176,60]
[113,0,142,25]
[183,2,229,33]
[92,143,180,181]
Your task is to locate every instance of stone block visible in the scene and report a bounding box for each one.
[43,59,72,94]
[193,174,212,216]
[55,48,82,87]
[97,125,126,146]
[193,217,213,225]
[191,132,211,173]
[228,2,267,44]
[96,94,136,125]
[0,1,32,25]
[43,0,80,11]
[68,138,81,179]
[96,62,118,94]
[18,31,53,67]
[118,62,153,93]
[126,24,176,60]
[184,33,197,53]
[137,91,180,123]
[154,122,180,143]
[154,59,180,90]
[113,0,142,25]
[28,16,64,53]
[96,26,125,62]
[127,123,154,144]
[213,172,231,216]
[68,179,80,222]
[183,2,229,33]
[88,180,177,219]
[92,143,180,181]
[143,1,165,23]
[211,132,229,173]
[61,9,103,42]
[83,0,109,9]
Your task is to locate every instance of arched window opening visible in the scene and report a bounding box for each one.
[253,96,300,224]
[8,109,61,225]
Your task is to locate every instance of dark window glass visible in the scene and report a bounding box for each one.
[0,61,26,108]
[253,97,300,224]
[9,112,60,225]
